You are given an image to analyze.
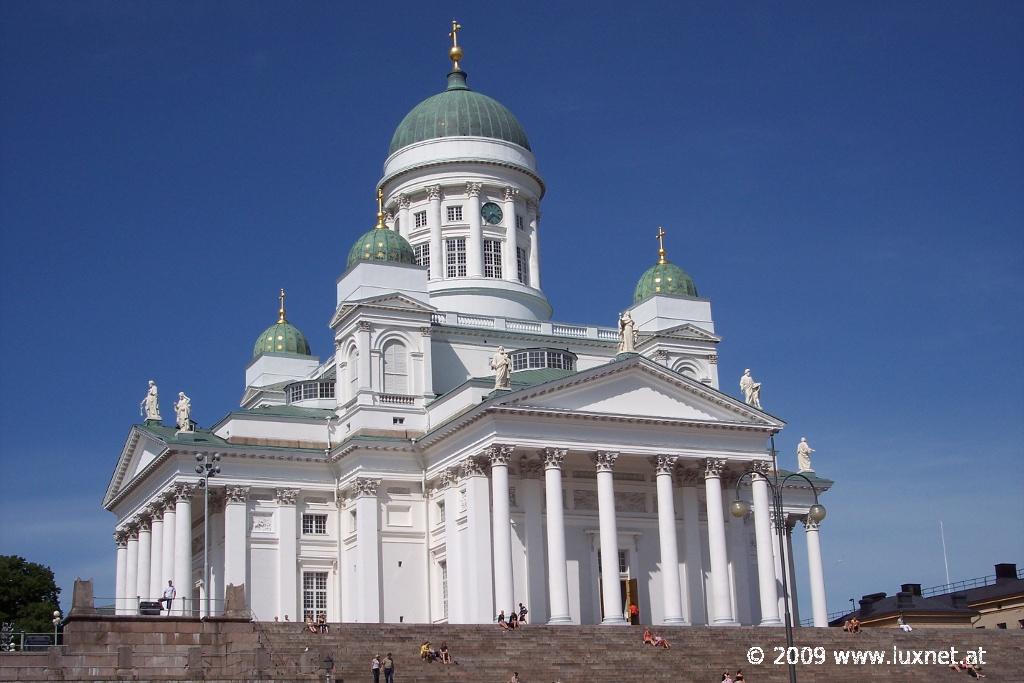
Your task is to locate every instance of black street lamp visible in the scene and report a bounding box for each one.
[195,452,222,618]
[730,435,826,683]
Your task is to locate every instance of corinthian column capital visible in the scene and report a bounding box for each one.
[593,451,619,473]
[653,454,678,476]
[484,444,515,467]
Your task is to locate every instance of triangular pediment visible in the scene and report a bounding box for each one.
[492,357,781,428]
[643,323,720,343]
[330,293,435,327]
[103,426,170,508]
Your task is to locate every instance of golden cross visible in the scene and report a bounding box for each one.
[375,188,386,229]
[449,20,462,48]
[278,288,287,323]
[656,226,667,264]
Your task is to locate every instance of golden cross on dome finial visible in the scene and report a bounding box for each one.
[656,226,667,264]
[278,288,287,323]
[449,19,464,70]
[375,188,386,229]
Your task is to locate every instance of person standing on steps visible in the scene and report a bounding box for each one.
[518,602,528,624]
[382,652,395,683]
[370,654,381,683]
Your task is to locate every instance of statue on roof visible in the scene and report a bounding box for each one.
[618,311,637,354]
[140,380,161,421]
[490,346,511,390]
[740,368,762,409]
[175,392,194,433]
[797,437,815,473]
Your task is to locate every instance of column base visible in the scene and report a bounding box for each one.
[711,619,741,627]
[759,618,784,627]
[601,616,629,625]
[662,616,689,625]
[546,615,573,625]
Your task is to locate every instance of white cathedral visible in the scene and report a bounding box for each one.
[104,26,833,628]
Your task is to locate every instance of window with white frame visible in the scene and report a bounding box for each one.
[382,341,408,394]
[446,205,463,222]
[517,246,528,285]
[414,210,427,228]
[348,349,358,398]
[413,243,430,269]
[302,513,327,535]
[445,238,467,277]
[516,215,524,230]
[437,500,445,523]
[483,239,502,278]
[302,572,328,621]
[440,560,449,619]
[287,381,335,404]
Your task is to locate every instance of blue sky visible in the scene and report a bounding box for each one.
[1,1,1021,616]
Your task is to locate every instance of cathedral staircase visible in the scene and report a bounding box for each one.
[0,618,1021,681]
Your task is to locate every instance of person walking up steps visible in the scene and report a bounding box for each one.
[370,654,381,683]
[382,652,395,683]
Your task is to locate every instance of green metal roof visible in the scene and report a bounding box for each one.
[253,321,312,360]
[634,261,699,303]
[137,423,230,447]
[347,227,417,269]
[239,405,336,419]
[389,70,531,155]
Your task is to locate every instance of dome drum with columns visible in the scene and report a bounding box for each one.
[104,23,834,630]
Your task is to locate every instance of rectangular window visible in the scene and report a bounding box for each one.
[288,385,302,403]
[483,239,502,278]
[302,383,317,400]
[302,572,328,621]
[414,211,427,228]
[440,561,449,619]
[414,243,430,269]
[445,238,467,277]
[446,205,463,222]
[516,247,528,285]
[511,353,527,372]
[302,514,327,535]
[619,550,628,573]
[318,382,335,399]
[516,215,524,230]
[437,500,445,523]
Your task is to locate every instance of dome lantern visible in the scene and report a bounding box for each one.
[345,189,418,270]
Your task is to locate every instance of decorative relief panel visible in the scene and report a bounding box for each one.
[616,492,647,513]
[573,489,598,511]
[251,513,274,534]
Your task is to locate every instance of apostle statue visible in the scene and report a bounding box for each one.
[490,346,511,390]
[797,437,815,473]
[739,368,762,409]
[618,311,638,354]
[175,391,194,433]
[140,380,161,420]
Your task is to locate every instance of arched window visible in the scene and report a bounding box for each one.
[675,362,699,379]
[348,349,359,398]
[382,341,408,394]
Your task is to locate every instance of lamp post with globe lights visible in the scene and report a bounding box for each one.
[195,452,222,617]
[51,610,61,646]
[730,435,826,683]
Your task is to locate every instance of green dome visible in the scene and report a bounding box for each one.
[389,70,531,155]
[347,226,417,269]
[634,261,699,303]
[253,321,312,359]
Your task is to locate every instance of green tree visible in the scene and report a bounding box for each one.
[0,556,61,633]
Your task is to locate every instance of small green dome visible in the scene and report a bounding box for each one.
[634,261,699,303]
[389,70,531,155]
[253,321,312,359]
[347,227,417,269]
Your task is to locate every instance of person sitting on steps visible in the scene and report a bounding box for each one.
[642,628,655,646]
[420,641,435,662]
[497,610,509,630]
[439,642,452,664]
[508,610,519,630]
[652,633,670,649]
[316,612,328,634]
[304,614,316,633]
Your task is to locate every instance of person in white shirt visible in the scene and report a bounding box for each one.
[159,580,175,613]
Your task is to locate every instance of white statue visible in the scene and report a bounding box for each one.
[174,392,193,433]
[739,368,762,409]
[489,346,511,390]
[140,380,161,421]
[618,311,638,354]
[797,437,815,472]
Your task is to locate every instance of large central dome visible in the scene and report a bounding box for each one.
[389,70,531,156]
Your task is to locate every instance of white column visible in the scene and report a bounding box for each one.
[502,187,518,282]
[136,516,152,601]
[397,193,410,239]
[771,510,787,622]
[148,505,164,602]
[803,518,828,627]
[114,532,128,615]
[208,497,224,615]
[125,526,139,614]
[542,448,571,624]
[441,468,465,623]
[466,182,483,277]
[356,321,372,394]
[488,445,515,615]
[594,451,626,625]
[703,459,737,626]
[427,185,443,280]
[463,458,493,622]
[352,479,381,622]
[519,460,546,624]
[653,456,686,624]
[680,472,705,624]
[161,498,176,605]
[750,464,781,626]
[276,488,299,621]
[173,485,194,615]
[224,486,249,600]
[527,200,541,289]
